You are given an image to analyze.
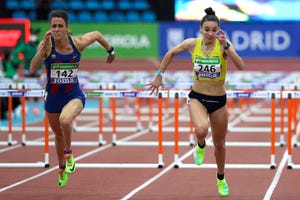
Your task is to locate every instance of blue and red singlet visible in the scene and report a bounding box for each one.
[43,35,85,113]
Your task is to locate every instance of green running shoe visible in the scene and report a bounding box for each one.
[58,169,68,188]
[217,177,229,197]
[65,153,76,174]
[193,144,206,165]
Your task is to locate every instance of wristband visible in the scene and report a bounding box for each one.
[224,42,230,50]
[156,70,164,77]
[107,46,115,55]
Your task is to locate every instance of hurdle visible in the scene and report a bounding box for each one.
[1,88,296,169]
[83,89,164,146]
[0,113,50,168]
[1,88,109,147]
[109,90,194,147]
[174,90,283,169]
[77,91,168,169]
[0,80,18,146]
[1,88,184,148]
[77,90,194,169]
[285,91,300,169]
[278,85,300,147]
[105,91,169,132]
[0,88,49,168]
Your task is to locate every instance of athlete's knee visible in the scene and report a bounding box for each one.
[194,125,208,139]
[59,115,73,128]
[213,139,226,150]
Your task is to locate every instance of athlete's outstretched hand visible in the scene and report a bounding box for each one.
[147,75,164,95]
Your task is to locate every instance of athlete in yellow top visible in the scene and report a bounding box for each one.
[148,7,244,197]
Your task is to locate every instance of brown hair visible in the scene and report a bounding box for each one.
[200,7,220,27]
[49,9,69,26]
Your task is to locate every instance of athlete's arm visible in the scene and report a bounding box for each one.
[160,38,197,72]
[223,41,245,70]
[218,30,245,70]
[74,31,115,63]
[147,38,197,95]
[30,30,51,73]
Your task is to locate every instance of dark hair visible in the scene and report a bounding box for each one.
[200,7,220,27]
[49,9,69,26]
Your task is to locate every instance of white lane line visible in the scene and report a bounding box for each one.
[0,99,282,198]
[120,149,194,200]
[120,101,273,199]
[0,118,110,153]
[0,112,177,192]
[0,127,148,193]
[0,166,58,193]
[0,142,113,193]
[120,138,213,200]
[263,150,288,200]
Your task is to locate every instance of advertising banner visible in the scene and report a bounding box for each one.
[159,21,300,58]
[31,22,158,59]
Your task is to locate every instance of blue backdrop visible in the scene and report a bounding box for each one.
[159,22,300,58]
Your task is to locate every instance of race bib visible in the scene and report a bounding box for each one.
[50,63,79,84]
[193,57,221,79]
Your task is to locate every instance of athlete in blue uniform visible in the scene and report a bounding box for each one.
[148,7,245,197]
[30,9,115,188]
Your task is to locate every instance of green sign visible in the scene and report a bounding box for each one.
[31,22,158,59]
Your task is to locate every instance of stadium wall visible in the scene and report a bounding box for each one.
[31,21,300,59]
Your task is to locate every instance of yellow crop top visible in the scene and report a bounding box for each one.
[191,37,227,81]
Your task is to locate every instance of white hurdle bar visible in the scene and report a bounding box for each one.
[0,111,50,168]
[174,91,280,169]
[2,89,300,168]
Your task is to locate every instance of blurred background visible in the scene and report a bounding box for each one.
[1,0,300,121]
[1,0,300,59]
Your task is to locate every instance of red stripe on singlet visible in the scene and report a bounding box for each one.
[50,84,59,94]
[65,84,73,93]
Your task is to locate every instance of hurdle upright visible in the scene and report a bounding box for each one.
[77,90,169,169]
[174,90,281,169]
[0,89,49,168]
[0,80,18,146]
[285,91,300,169]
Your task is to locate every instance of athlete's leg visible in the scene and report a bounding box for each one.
[47,112,64,166]
[209,106,228,175]
[59,98,84,150]
[47,112,69,188]
[210,105,229,196]
[188,99,209,146]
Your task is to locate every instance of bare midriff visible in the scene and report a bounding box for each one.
[192,79,226,96]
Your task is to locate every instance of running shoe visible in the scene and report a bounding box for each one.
[217,177,229,197]
[65,153,76,174]
[58,169,68,188]
[193,143,206,165]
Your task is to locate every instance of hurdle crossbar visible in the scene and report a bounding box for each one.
[1,89,299,169]
[174,92,279,169]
